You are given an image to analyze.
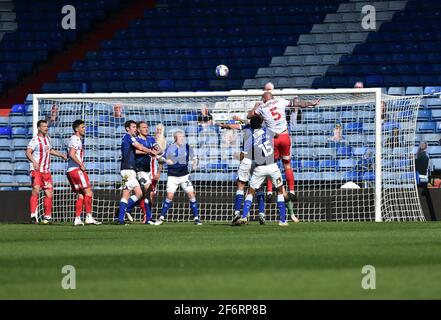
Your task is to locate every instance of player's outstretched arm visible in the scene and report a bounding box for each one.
[293,98,320,108]
[50,149,67,161]
[217,123,242,130]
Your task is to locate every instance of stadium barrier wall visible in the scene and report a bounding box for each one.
[1,188,439,223]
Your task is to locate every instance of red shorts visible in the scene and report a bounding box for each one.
[31,171,53,190]
[273,132,291,161]
[66,168,91,192]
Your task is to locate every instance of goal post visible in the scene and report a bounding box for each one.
[32,88,425,223]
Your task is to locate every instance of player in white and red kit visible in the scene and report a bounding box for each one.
[66,120,101,226]
[26,120,67,224]
[247,91,319,204]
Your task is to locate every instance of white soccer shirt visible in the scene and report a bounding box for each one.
[255,98,292,134]
[27,135,52,173]
[67,135,84,172]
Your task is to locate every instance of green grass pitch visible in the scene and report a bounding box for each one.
[0,221,440,299]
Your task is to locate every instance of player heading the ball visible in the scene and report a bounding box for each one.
[156,130,201,226]
[26,120,67,224]
[66,120,101,226]
[248,91,319,205]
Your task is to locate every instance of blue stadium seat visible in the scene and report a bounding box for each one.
[15,175,30,184]
[0,139,11,151]
[336,146,353,158]
[0,174,14,184]
[362,172,375,181]
[291,124,308,134]
[13,139,29,150]
[397,110,413,121]
[341,111,357,122]
[437,122,441,133]
[431,109,441,121]
[358,111,375,122]
[0,151,12,161]
[338,159,355,171]
[405,87,423,95]
[424,86,441,95]
[417,109,431,121]
[344,122,362,134]
[421,134,440,145]
[293,148,313,159]
[13,150,27,162]
[0,127,12,138]
[428,146,441,158]
[320,111,339,123]
[387,87,405,96]
[383,122,400,132]
[345,171,360,181]
[417,122,436,133]
[310,135,327,147]
[25,104,33,116]
[315,147,335,159]
[432,158,441,171]
[301,160,318,172]
[292,135,309,147]
[346,134,365,146]
[0,117,9,127]
[307,123,333,135]
[10,104,26,115]
[362,123,375,133]
[51,162,66,173]
[353,147,368,157]
[426,98,441,109]
[0,162,14,174]
[9,116,28,127]
[303,112,321,123]
[318,160,338,171]
[14,162,29,174]
[11,127,29,138]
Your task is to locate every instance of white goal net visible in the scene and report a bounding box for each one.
[32,89,425,223]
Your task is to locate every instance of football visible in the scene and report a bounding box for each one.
[215,64,229,77]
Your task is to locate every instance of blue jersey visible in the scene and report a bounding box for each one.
[243,127,275,166]
[135,135,157,172]
[164,143,195,177]
[120,133,138,170]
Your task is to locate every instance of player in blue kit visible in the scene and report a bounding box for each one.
[118,120,159,225]
[155,130,201,226]
[124,121,161,224]
[232,116,288,226]
[218,119,266,225]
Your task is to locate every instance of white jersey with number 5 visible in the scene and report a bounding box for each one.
[67,135,84,173]
[255,98,292,134]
